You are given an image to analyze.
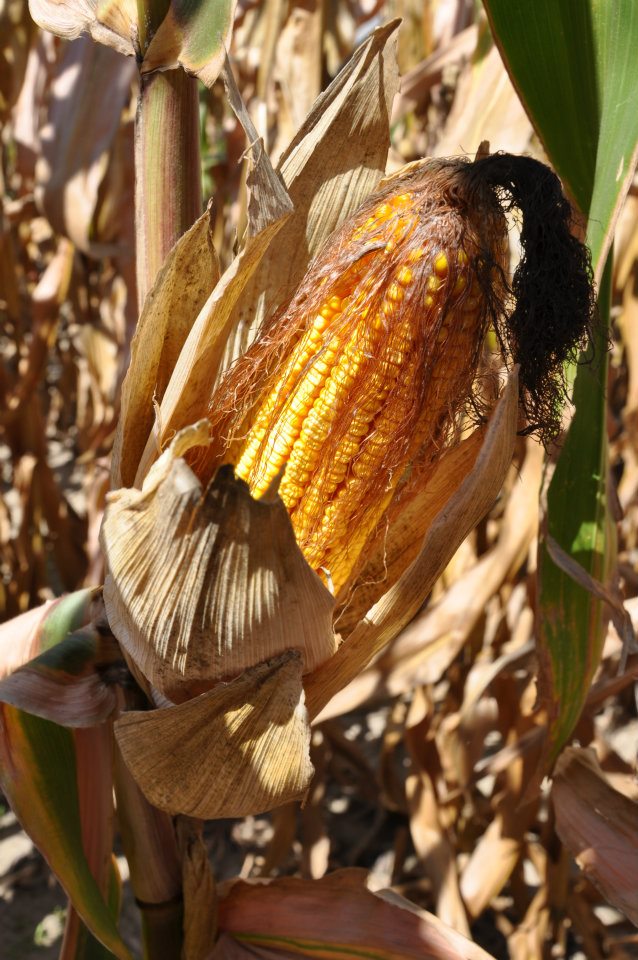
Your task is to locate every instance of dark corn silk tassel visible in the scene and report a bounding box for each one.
[200,154,595,593]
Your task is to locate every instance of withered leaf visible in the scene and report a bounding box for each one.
[115,651,313,819]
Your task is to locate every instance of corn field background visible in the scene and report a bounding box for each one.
[1,1,638,958]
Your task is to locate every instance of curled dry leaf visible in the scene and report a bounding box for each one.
[115,651,313,819]
[552,747,638,926]
[102,423,336,702]
[141,0,236,84]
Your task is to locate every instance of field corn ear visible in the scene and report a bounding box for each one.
[202,155,595,592]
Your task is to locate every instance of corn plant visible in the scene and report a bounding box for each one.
[1,2,638,959]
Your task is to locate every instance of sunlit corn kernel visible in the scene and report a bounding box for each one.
[407,246,424,264]
[387,282,404,303]
[427,275,442,293]
[457,249,469,265]
[434,253,449,277]
[425,294,434,308]
[397,266,413,286]
[453,274,467,295]
[374,202,392,220]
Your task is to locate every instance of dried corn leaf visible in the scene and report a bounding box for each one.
[306,369,518,720]
[177,818,217,958]
[103,423,336,700]
[552,747,638,925]
[219,20,401,373]
[460,811,523,919]
[0,0,36,116]
[36,36,136,255]
[435,37,532,158]
[115,651,313,819]
[28,0,137,58]
[112,205,220,487]
[133,163,293,485]
[270,0,323,158]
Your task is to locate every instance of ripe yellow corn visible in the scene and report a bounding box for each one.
[199,153,596,598]
[205,163,509,593]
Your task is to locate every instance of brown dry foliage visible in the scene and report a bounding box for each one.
[1,2,637,959]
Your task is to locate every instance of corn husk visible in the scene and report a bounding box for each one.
[102,423,337,702]
[115,651,313,819]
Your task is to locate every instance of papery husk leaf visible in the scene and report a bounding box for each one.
[112,204,220,487]
[28,0,137,59]
[115,651,313,819]
[36,36,136,256]
[142,0,236,85]
[102,424,336,700]
[0,627,122,726]
[552,747,638,926]
[305,369,519,720]
[133,194,293,485]
[216,869,497,959]
[218,19,401,376]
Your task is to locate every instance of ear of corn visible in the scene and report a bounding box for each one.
[202,162,510,593]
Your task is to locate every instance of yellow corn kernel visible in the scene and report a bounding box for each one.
[207,172,508,594]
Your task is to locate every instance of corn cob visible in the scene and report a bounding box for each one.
[203,155,594,595]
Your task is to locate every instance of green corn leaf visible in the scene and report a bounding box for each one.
[537,260,613,768]
[482,0,638,770]
[0,709,131,959]
[0,592,129,959]
[484,0,638,280]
